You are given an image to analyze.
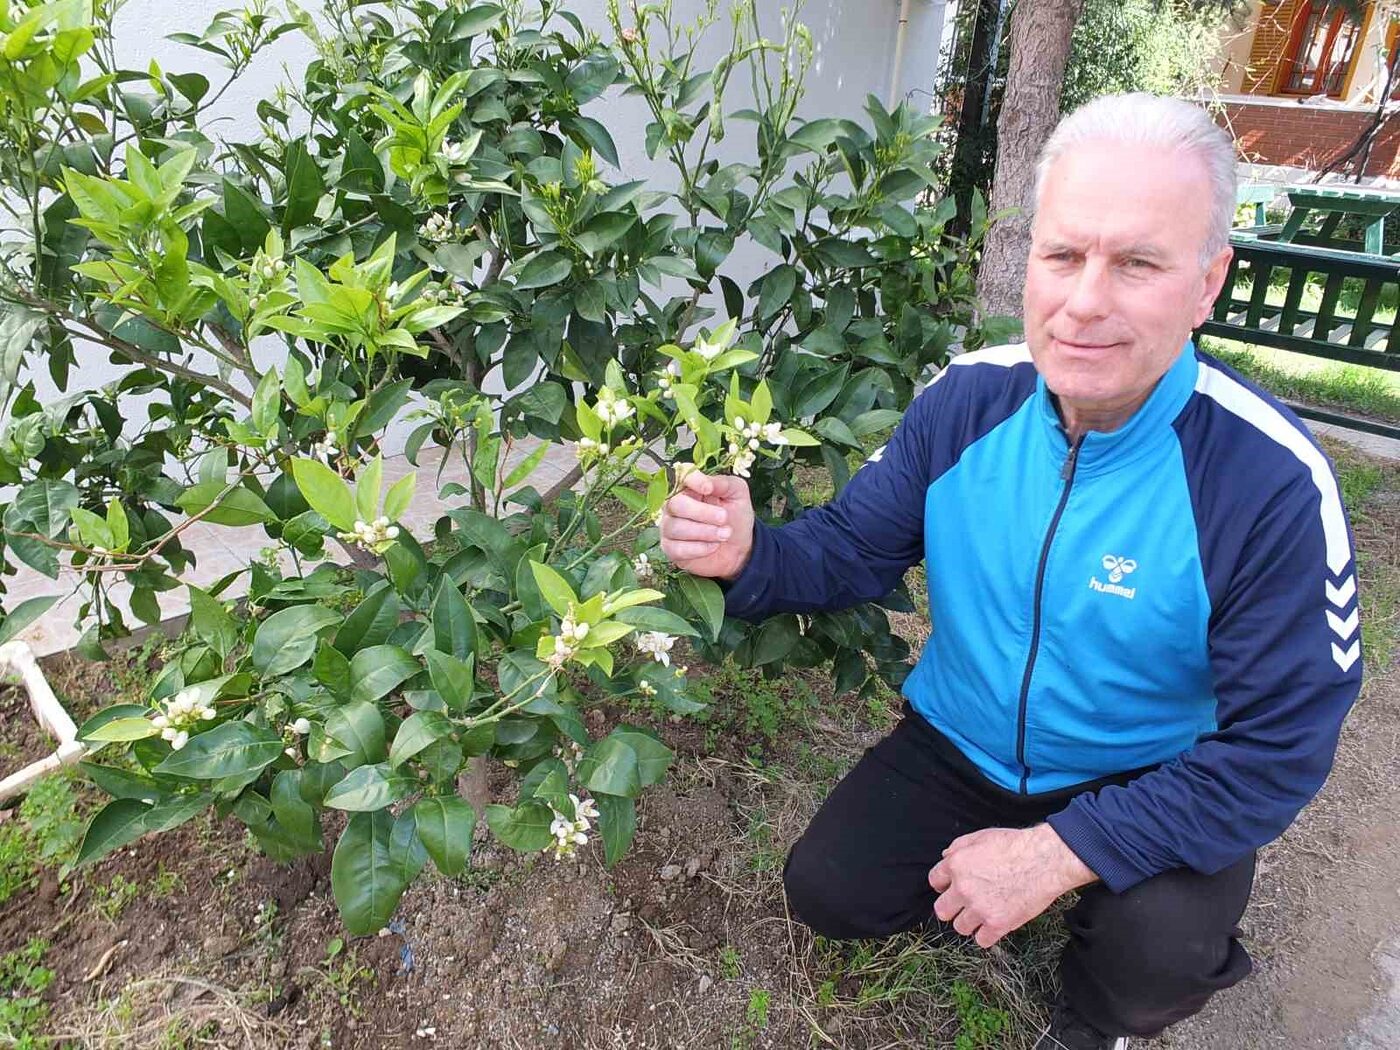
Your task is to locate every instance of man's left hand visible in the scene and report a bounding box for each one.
[928,824,1098,948]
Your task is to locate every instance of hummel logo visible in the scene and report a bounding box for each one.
[1089,554,1138,600]
[1102,555,1138,584]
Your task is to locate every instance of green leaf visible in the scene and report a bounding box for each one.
[252,368,280,436]
[425,649,474,711]
[74,798,156,868]
[431,578,477,661]
[562,114,619,167]
[452,3,505,37]
[752,614,800,666]
[0,595,58,647]
[252,605,341,677]
[486,799,555,851]
[577,736,641,798]
[270,769,318,843]
[574,212,635,256]
[678,575,725,642]
[355,454,383,524]
[350,645,420,704]
[331,811,413,935]
[388,711,452,768]
[512,250,572,290]
[614,606,700,638]
[187,585,237,659]
[529,561,577,618]
[290,458,356,532]
[757,264,797,321]
[154,721,284,779]
[611,727,672,787]
[82,717,159,743]
[410,797,475,876]
[595,793,635,867]
[334,582,399,655]
[503,443,550,490]
[323,762,415,811]
[282,138,325,232]
[176,482,273,527]
[325,701,387,767]
[383,473,416,521]
[313,640,352,697]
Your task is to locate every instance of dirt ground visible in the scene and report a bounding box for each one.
[1,440,1397,1049]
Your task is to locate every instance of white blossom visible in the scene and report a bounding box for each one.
[311,429,339,461]
[635,631,676,666]
[638,679,657,698]
[337,518,401,548]
[420,212,455,243]
[632,553,653,580]
[292,717,312,735]
[594,389,635,429]
[731,448,756,478]
[441,139,471,165]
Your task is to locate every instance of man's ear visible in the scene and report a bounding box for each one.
[1193,245,1233,329]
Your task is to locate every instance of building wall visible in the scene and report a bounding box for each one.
[1218,99,1400,178]
[1242,0,1303,95]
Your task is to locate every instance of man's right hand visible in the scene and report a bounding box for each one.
[659,471,755,581]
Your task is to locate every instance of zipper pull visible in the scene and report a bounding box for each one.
[1060,436,1084,482]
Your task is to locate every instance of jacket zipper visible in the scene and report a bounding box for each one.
[1014,434,1084,794]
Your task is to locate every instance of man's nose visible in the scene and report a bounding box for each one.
[1063,259,1111,322]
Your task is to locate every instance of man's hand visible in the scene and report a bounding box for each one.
[928,824,1097,949]
[659,471,755,581]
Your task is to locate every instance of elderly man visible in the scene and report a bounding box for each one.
[658,93,1362,1049]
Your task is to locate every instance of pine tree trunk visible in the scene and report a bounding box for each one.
[976,0,1085,320]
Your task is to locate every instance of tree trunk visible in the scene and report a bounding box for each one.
[976,0,1085,320]
[948,0,1003,236]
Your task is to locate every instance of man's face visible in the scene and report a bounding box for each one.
[1023,143,1232,423]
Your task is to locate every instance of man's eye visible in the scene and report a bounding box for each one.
[1124,258,1155,270]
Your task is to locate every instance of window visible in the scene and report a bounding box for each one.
[1277,0,1365,97]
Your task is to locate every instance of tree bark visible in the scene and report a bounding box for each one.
[947,0,1003,237]
[976,0,1086,320]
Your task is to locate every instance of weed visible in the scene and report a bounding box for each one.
[301,937,371,1018]
[455,866,503,894]
[0,938,53,1049]
[729,987,772,1050]
[695,660,819,758]
[92,873,141,923]
[0,822,34,906]
[20,773,85,864]
[150,864,183,899]
[951,979,1009,1049]
[718,944,742,980]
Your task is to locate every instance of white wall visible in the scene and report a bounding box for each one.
[24,0,950,443]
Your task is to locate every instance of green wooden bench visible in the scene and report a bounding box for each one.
[1198,235,1400,441]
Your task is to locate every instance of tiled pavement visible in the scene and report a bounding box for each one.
[4,438,578,657]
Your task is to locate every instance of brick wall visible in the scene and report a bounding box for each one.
[1218,101,1400,178]
[1244,0,1303,94]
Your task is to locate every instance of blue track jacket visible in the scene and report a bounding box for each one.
[723,341,1363,892]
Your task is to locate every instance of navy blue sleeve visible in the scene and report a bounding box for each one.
[1049,472,1363,892]
[721,381,941,622]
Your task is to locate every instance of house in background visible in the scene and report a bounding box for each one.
[1213,0,1400,181]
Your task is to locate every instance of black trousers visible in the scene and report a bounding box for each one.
[783,707,1255,1038]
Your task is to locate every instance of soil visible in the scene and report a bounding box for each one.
[1,443,1397,1050]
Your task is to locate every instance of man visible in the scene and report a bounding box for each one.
[658,93,1362,1049]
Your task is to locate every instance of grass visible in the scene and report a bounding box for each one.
[0,771,86,906]
[0,938,53,1050]
[1203,338,1400,422]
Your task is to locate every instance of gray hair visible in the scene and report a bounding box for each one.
[1034,92,1238,268]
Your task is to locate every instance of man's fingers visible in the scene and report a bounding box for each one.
[680,470,716,499]
[665,492,729,527]
[953,908,981,937]
[682,470,747,502]
[932,889,964,924]
[662,517,732,543]
[943,830,985,856]
[928,862,951,893]
[974,924,1006,950]
[660,539,721,562]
